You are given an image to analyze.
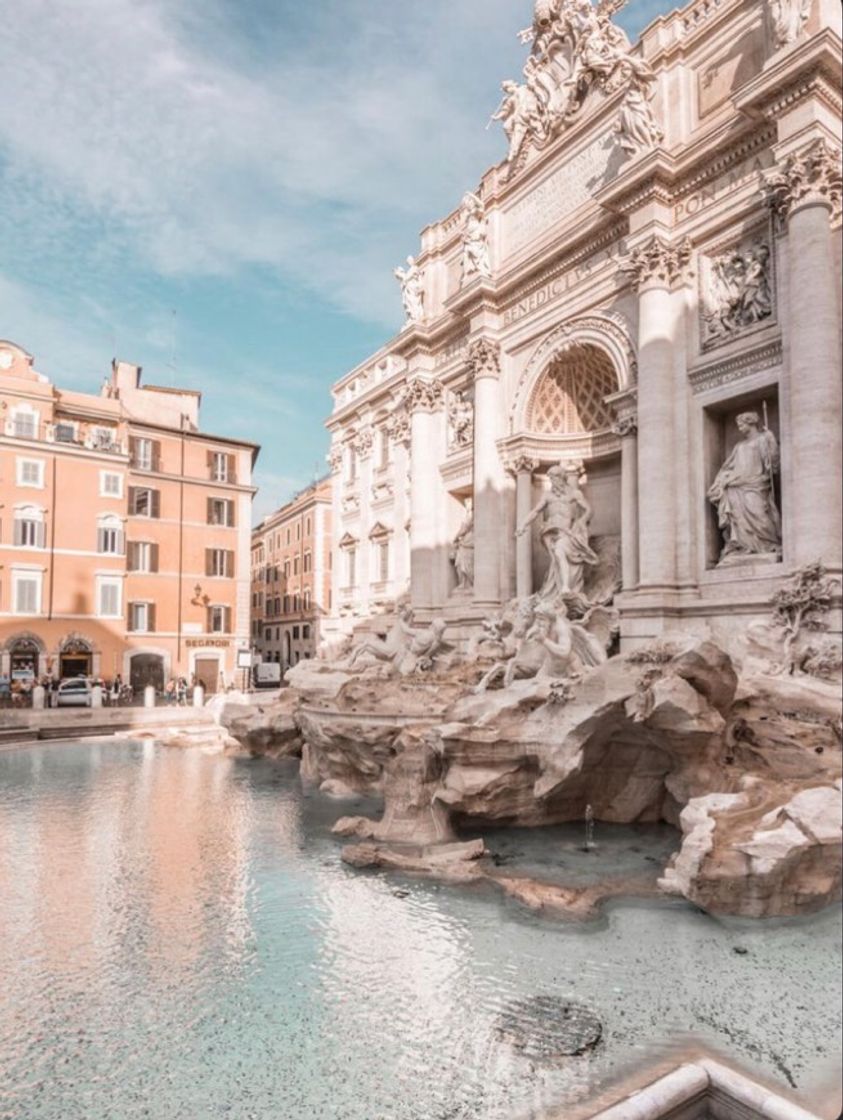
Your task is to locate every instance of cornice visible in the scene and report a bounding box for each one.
[688,337,783,395]
[734,31,843,121]
[594,149,680,215]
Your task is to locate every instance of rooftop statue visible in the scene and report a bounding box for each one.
[493,0,663,176]
[460,192,492,282]
[394,256,425,324]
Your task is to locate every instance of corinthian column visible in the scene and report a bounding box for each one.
[613,417,639,591]
[620,237,690,592]
[469,338,504,606]
[510,457,537,599]
[405,377,444,609]
[765,140,843,568]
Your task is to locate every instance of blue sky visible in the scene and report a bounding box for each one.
[1,0,672,520]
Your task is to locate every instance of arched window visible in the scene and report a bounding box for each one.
[97,514,125,556]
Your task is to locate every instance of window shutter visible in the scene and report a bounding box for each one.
[206,606,212,633]
[226,551,234,578]
[227,454,237,484]
[97,527,105,553]
[150,543,159,573]
[13,519,21,547]
[129,437,138,466]
[205,549,213,577]
[224,606,232,633]
[207,450,214,475]
[148,603,156,633]
[227,500,235,528]
[151,490,161,519]
[116,530,125,556]
[151,441,162,472]
[207,497,213,525]
[36,521,46,549]
[127,542,136,571]
[128,487,137,515]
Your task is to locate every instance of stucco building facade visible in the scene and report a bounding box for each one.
[326,0,841,651]
[0,343,258,692]
[251,477,333,669]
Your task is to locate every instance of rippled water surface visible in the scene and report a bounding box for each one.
[0,742,840,1120]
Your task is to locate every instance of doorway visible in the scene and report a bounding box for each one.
[194,658,220,695]
[130,654,165,694]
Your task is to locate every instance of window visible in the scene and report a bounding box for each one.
[129,602,156,633]
[14,509,45,549]
[303,590,311,611]
[305,517,311,536]
[284,559,291,579]
[129,487,160,518]
[286,529,291,545]
[12,409,37,439]
[128,541,158,573]
[303,551,312,574]
[206,549,234,578]
[209,451,236,483]
[13,571,42,615]
[97,577,122,618]
[53,422,77,444]
[345,546,357,588]
[97,518,124,556]
[17,459,45,489]
[296,522,301,541]
[207,605,231,634]
[207,498,235,527]
[100,471,124,498]
[347,446,357,482]
[377,539,390,583]
[274,597,281,615]
[378,429,391,470]
[283,594,290,614]
[303,624,311,640]
[293,557,300,576]
[292,626,300,640]
[90,426,118,452]
[130,437,159,471]
[265,628,272,643]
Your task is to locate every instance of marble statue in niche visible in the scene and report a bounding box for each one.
[708,411,782,564]
[703,240,773,344]
[394,256,425,324]
[447,389,474,451]
[517,462,599,596]
[460,192,492,282]
[768,0,812,48]
[450,501,475,591]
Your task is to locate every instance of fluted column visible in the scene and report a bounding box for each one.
[620,237,690,592]
[405,377,444,610]
[511,457,537,599]
[765,140,843,568]
[613,417,640,591]
[470,338,504,606]
[388,411,411,597]
[354,426,374,613]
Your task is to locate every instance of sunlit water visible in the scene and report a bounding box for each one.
[0,742,839,1120]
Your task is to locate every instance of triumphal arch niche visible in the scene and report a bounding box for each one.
[326,0,842,652]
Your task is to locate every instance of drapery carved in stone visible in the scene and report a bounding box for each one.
[460,192,492,283]
[619,236,693,291]
[403,377,444,414]
[701,235,774,347]
[447,389,474,450]
[468,338,501,381]
[763,140,843,226]
[527,345,617,434]
[767,0,812,49]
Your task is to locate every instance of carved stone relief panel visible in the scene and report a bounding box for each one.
[699,227,776,351]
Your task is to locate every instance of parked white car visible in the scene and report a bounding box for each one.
[56,678,93,708]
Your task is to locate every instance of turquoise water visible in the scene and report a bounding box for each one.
[0,741,839,1120]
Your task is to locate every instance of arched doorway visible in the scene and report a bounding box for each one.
[59,636,93,680]
[7,635,43,682]
[129,653,165,694]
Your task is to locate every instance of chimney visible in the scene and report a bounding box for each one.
[111,359,142,395]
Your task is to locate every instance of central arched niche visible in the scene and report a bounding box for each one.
[526,344,618,435]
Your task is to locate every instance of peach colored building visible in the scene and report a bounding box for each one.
[0,340,258,694]
[250,477,332,669]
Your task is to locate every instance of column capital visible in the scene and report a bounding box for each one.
[612,415,639,438]
[403,376,444,414]
[619,235,693,292]
[763,139,842,226]
[467,337,501,381]
[507,454,538,476]
[352,426,374,459]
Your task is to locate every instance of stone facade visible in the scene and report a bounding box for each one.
[0,343,258,692]
[326,0,842,652]
[250,477,333,669]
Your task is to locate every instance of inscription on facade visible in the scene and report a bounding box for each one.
[505,135,614,255]
[503,239,626,327]
[674,152,774,221]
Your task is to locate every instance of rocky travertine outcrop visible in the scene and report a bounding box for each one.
[213,692,302,759]
[228,638,842,919]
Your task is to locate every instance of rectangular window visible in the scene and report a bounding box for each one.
[206,549,234,578]
[13,412,36,439]
[130,437,159,471]
[209,451,237,484]
[207,605,231,634]
[127,541,158,573]
[97,524,124,555]
[305,517,312,536]
[207,498,235,527]
[53,422,77,444]
[17,459,45,488]
[100,471,124,498]
[97,577,122,618]
[292,625,300,640]
[14,516,45,549]
[129,487,160,518]
[13,572,41,614]
[129,602,156,633]
[286,529,291,545]
[346,547,357,588]
[377,540,390,583]
[293,557,300,576]
[90,426,118,452]
[303,552,312,574]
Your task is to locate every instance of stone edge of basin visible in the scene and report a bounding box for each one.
[575,1058,827,1120]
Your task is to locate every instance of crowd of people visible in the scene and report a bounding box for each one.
[0,673,202,708]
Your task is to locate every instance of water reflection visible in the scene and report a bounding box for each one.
[0,742,839,1120]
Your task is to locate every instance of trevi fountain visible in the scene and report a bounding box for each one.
[1,0,840,1117]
